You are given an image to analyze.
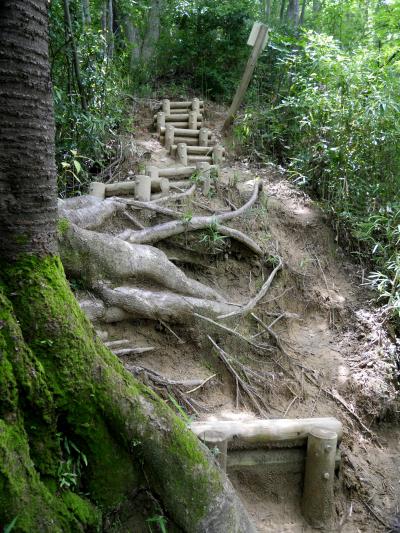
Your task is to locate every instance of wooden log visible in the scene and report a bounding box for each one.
[201,430,228,472]
[173,137,199,146]
[213,144,225,165]
[155,121,203,128]
[188,111,199,130]
[160,127,211,138]
[135,175,151,202]
[105,181,135,196]
[150,177,170,194]
[177,143,188,166]
[156,112,166,134]
[169,107,204,114]
[227,447,341,473]
[171,145,216,156]
[164,125,175,151]
[192,98,201,113]
[301,428,337,528]
[89,181,106,199]
[162,98,170,114]
[199,127,209,147]
[155,113,204,122]
[168,100,204,108]
[188,155,213,163]
[190,418,343,446]
[223,24,269,130]
[157,166,197,178]
[146,166,159,180]
[196,162,211,195]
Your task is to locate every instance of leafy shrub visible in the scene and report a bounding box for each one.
[237,30,400,324]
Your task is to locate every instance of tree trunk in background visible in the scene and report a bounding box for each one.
[101,0,107,33]
[63,0,87,111]
[280,0,287,21]
[124,18,142,70]
[312,0,320,13]
[300,0,307,25]
[0,0,58,259]
[141,0,162,62]
[107,0,114,60]
[266,0,272,20]
[81,0,91,25]
[287,0,300,25]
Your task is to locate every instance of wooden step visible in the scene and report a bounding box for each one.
[160,127,211,137]
[154,113,204,121]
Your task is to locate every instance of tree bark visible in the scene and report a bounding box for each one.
[63,0,87,110]
[280,0,287,21]
[0,2,256,531]
[141,0,162,62]
[300,0,307,25]
[81,0,91,25]
[0,0,58,259]
[107,0,114,60]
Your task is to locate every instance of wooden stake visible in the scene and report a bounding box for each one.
[302,428,337,528]
[162,98,170,114]
[199,127,209,147]
[192,98,201,113]
[164,125,174,151]
[177,143,188,166]
[188,111,199,130]
[223,23,269,130]
[200,430,228,472]
[213,144,224,165]
[135,175,151,202]
[156,112,166,134]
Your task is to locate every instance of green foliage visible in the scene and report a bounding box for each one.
[147,514,168,533]
[157,0,257,100]
[57,434,88,491]
[238,26,400,325]
[199,220,227,253]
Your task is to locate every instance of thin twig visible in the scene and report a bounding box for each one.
[186,374,217,394]
[194,313,272,351]
[219,258,283,319]
[159,319,185,344]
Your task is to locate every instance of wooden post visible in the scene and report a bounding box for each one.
[201,430,228,472]
[135,175,151,202]
[199,127,209,147]
[89,181,106,199]
[192,97,200,113]
[162,98,170,114]
[146,165,159,180]
[177,143,188,166]
[196,161,211,195]
[213,144,224,165]
[188,111,199,130]
[164,125,175,151]
[156,112,166,134]
[301,428,337,528]
[223,23,269,130]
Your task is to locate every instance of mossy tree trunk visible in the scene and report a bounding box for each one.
[0,2,255,532]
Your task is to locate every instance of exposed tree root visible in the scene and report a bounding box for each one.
[60,224,222,302]
[120,198,264,255]
[118,180,262,244]
[59,196,125,230]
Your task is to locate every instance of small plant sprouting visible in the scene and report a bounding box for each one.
[181,209,193,224]
[57,433,88,491]
[167,394,193,425]
[199,219,227,253]
[147,514,168,533]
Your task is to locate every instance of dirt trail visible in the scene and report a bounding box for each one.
[94,100,400,532]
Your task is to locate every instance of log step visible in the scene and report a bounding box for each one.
[154,113,204,121]
[160,127,211,138]
[165,100,205,108]
[171,145,223,155]
[191,417,343,448]
[156,121,202,129]
[188,155,214,163]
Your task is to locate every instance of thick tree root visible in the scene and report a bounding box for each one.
[60,224,222,302]
[1,257,256,532]
[95,285,238,322]
[119,180,262,244]
[59,196,124,230]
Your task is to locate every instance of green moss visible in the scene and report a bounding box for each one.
[57,217,70,236]
[1,255,228,531]
[62,491,101,530]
